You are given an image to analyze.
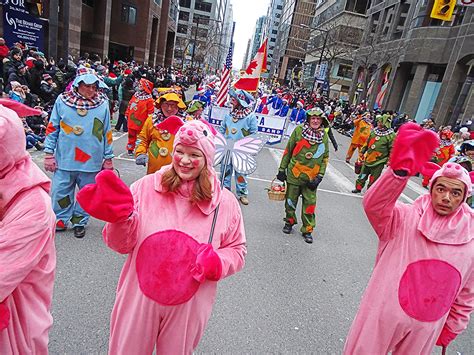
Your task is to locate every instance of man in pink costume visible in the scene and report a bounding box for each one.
[0,99,56,354]
[344,122,474,354]
[77,120,246,354]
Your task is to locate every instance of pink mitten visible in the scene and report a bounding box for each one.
[0,301,10,331]
[44,154,57,172]
[76,170,134,223]
[190,244,222,283]
[389,122,440,176]
[436,325,457,347]
[420,161,441,180]
[102,159,114,170]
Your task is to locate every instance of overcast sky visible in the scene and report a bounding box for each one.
[231,0,270,69]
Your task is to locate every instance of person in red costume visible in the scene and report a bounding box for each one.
[77,120,246,354]
[422,126,456,188]
[125,78,154,155]
[0,99,56,354]
[344,122,474,354]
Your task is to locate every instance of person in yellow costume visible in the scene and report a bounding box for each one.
[346,111,372,164]
[135,93,186,174]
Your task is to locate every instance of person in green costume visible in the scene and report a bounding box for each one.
[352,114,395,193]
[276,108,330,244]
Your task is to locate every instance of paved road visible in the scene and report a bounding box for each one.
[27,108,473,354]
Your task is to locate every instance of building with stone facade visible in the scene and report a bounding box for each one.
[174,0,232,71]
[273,0,317,85]
[262,0,284,80]
[303,0,369,99]
[0,0,179,65]
[350,0,474,126]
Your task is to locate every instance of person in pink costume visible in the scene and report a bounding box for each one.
[77,120,246,354]
[344,122,474,354]
[0,99,56,354]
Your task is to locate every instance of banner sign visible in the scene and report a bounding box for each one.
[316,62,328,83]
[206,105,286,145]
[2,0,47,50]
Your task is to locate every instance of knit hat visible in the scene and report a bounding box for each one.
[139,78,153,94]
[297,100,304,107]
[173,120,216,173]
[429,162,472,201]
[42,73,52,81]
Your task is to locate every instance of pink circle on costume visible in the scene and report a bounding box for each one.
[187,130,193,136]
[398,259,461,322]
[136,230,200,306]
[180,127,186,131]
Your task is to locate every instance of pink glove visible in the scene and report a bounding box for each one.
[76,170,134,223]
[436,325,457,347]
[190,244,222,283]
[0,301,10,331]
[389,122,440,176]
[44,154,57,172]
[102,159,114,170]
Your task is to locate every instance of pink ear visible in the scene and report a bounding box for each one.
[420,162,441,179]
[470,171,474,184]
[157,116,184,134]
[200,119,217,135]
[0,98,42,117]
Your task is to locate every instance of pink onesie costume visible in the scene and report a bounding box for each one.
[344,168,473,354]
[0,102,56,354]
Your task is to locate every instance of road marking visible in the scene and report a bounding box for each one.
[112,132,127,141]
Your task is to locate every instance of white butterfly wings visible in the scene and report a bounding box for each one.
[213,132,267,175]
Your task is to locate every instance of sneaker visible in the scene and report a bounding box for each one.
[351,189,361,194]
[34,142,44,151]
[73,226,86,239]
[127,150,134,156]
[56,220,67,231]
[239,196,249,205]
[302,233,313,244]
[282,223,293,234]
[345,159,350,164]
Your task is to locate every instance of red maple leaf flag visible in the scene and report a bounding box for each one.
[234,38,267,92]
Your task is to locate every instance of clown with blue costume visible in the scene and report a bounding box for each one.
[43,66,114,238]
[218,89,258,205]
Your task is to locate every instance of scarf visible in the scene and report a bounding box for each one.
[152,109,185,128]
[60,87,107,110]
[134,91,152,101]
[374,127,394,137]
[301,122,324,144]
[231,106,253,119]
[440,139,453,148]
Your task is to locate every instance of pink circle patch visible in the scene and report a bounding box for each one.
[136,230,201,306]
[398,259,461,322]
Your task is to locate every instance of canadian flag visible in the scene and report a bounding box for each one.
[234,38,267,92]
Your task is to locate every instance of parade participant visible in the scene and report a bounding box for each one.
[185,99,205,121]
[345,111,372,164]
[192,88,210,107]
[285,99,306,138]
[275,98,290,117]
[0,100,56,354]
[135,92,186,174]
[219,89,258,205]
[352,114,395,193]
[125,78,154,155]
[344,123,474,354]
[267,91,283,116]
[76,120,246,354]
[277,108,330,244]
[422,127,456,188]
[256,93,270,114]
[43,66,114,238]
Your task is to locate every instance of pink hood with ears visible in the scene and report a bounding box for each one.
[0,102,50,213]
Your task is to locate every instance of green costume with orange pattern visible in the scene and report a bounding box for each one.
[278,123,329,234]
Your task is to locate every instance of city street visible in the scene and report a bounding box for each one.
[27,120,474,354]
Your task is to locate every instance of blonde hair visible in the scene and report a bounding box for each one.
[161,166,213,203]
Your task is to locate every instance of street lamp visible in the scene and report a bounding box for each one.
[299,23,329,93]
[190,17,222,70]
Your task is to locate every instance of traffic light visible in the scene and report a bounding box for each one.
[430,0,456,21]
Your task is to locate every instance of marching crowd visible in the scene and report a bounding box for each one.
[0,43,473,355]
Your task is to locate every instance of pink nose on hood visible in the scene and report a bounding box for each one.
[179,127,199,144]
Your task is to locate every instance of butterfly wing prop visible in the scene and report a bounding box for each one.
[213,131,233,166]
[231,133,268,175]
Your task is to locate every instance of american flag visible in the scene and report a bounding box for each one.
[216,44,233,107]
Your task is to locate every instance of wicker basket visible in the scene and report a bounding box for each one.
[266,179,286,201]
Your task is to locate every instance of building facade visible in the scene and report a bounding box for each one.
[273,0,317,85]
[174,0,232,72]
[0,0,179,65]
[303,0,369,99]
[262,0,284,80]
[350,1,474,126]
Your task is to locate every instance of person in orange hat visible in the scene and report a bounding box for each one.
[125,78,154,155]
[135,92,186,174]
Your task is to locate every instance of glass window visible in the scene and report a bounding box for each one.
[179,11,189,21]
[82,0,94,7]
[195,0,212,12]
[178,24,188,34]
[337,64,353,79]
[121,5,137,25]
[179,0,191,8]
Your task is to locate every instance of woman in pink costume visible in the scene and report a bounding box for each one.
[0,99,56,354]
[344,123,474,354]
[78,120,246,354]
